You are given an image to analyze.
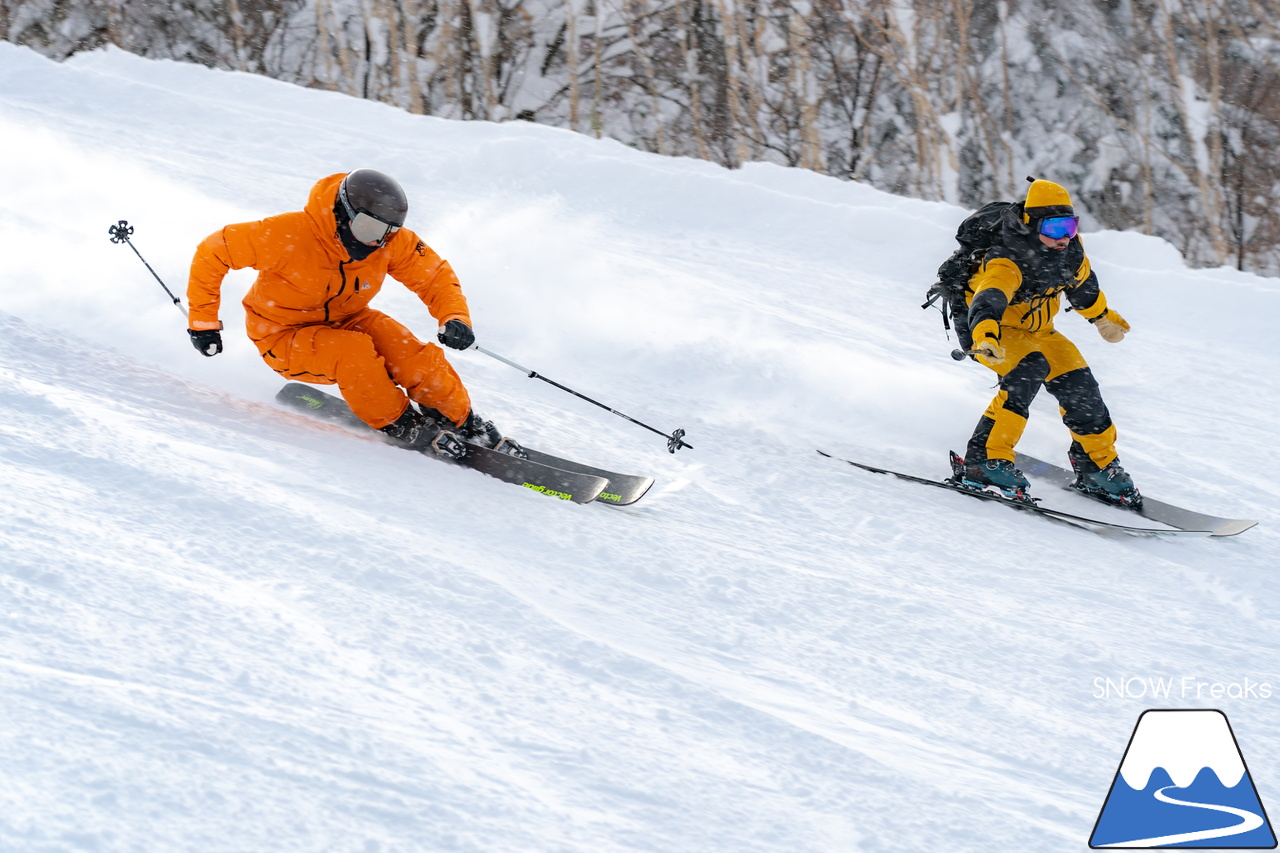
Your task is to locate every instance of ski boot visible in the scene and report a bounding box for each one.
[379,405,427,446]
[458,410,526,458]
[381,404,467,459]
[1071,457,1142,509]
[950,452,1034,501]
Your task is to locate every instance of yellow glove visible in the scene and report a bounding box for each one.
[1093,309,1130,343]
[970,319,1006,365]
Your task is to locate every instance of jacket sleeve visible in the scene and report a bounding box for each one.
[1066,248,1109,320]
[187,221,269,330]
[388,232,472,327]
[966,256,1021,332]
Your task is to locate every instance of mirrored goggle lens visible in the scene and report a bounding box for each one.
[350,211,400,244]
[1039,216,1079,240]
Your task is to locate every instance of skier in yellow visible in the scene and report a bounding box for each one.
[958,179,1141,507]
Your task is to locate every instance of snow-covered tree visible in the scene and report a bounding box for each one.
[5,0,1278,271]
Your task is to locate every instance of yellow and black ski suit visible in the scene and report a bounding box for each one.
[964,206,1119,471]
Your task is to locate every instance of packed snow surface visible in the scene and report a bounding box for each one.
[1,43,1278,853]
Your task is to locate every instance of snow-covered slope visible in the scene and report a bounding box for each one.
[1,43,1278,852]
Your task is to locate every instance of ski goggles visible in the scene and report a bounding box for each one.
[349,211,400,245]
[339,185,402,245]
[1038,215,1079,240]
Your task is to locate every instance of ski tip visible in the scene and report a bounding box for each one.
[593,477,655,507]
[1207,519,1259,537]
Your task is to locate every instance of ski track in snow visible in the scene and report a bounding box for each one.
[1,43,1279,853]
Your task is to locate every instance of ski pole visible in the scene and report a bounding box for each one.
[952,347,999,360]
[108,220,187,319]
[465,340,692,453]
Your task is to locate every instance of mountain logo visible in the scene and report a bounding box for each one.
[1090,709,1276,848]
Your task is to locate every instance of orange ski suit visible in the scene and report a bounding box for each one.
[187,174,473,430]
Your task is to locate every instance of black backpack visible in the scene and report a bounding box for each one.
[923,200,1014,350]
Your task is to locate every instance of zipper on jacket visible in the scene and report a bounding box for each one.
[325,261,348,323]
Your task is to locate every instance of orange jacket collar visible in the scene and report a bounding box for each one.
[304,173,349,263]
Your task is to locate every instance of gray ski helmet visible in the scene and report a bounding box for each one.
[338,169,408,244]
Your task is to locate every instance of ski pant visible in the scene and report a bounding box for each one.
[252,308,471,430]
[966,327,1118,471]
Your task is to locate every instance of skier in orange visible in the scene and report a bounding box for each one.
[186,169,505,458]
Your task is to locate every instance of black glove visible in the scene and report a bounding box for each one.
[188,328,223,357]
[437,319,475,350]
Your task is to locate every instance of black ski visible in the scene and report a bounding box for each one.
[1014,452,1257,537]
[275,382,608,503]
[516,448,653,506]
[817,450,1208,537]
